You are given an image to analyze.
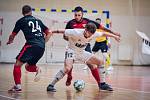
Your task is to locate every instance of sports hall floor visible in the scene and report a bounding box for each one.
[0,63,150,100]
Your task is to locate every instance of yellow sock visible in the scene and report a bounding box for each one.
[105,53,111,68]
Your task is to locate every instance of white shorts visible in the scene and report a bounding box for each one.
[65,48,93,63]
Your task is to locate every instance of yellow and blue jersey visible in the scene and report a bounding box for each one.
[96,29,107,42]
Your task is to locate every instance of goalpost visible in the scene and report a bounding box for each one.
[0,17,3,61]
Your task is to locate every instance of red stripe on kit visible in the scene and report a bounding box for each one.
[18,45,32,60]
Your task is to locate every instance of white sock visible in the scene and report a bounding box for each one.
[51,69,65,86]
[98,65,106,83]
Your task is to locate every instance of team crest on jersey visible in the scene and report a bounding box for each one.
[82,24,86,28]
[73,24,77,27]
[75,43,86,48]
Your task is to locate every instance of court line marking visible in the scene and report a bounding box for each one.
[24,67,150,94]
[86,83,150,94]
[113,87,150,94]
[0,83,149,100]
[46,77,150,94]
[0,94,18,100]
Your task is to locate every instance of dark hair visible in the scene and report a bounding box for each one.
[85,23,97,34]
[22,5,32,15]
[74,6,83,12]
[96,18,101,21]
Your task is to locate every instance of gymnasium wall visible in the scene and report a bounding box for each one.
[0,0,150,65]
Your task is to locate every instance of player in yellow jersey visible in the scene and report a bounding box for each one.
[92,29,113,71]
[93,18,113,71]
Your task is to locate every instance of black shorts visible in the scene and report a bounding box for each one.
[85,43,92,53]
[92,40,108,53]
[16,44,45,65]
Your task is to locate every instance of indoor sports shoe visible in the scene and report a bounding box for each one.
[34,67,42,82]
[99,83,113,91]
[66,75,72,86]
[47,84,56,92]
[8,85,22,93]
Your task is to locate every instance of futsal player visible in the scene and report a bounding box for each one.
[7,5,52,92]
[65,6,120,91]
[47,23,120,92]
[91,18,113,81]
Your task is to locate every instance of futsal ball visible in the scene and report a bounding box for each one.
[73,80,85,91]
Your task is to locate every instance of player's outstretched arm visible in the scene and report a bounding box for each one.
[100,26,121,37]
[44,29,67,42]
[52,29,65,34]
[52,29,71,41]
[103,32,120,42]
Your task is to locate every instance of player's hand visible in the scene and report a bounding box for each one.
[114,35,120,42]
[114,32,121,37]
[6,34,15,45]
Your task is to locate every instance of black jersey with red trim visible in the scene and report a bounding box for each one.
[12,15,48,48]
[65,18,101,29]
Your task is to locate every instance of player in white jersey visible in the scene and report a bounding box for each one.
[47,23,120,92]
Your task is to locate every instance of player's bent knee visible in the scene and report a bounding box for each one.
[64,66,72,73]
[95,59,104,67]
[87,63,93,69]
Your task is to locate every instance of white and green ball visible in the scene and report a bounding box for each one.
[73,80,85,91]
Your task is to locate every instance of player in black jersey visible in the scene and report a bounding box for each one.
[7,5,52,92]
[64,6,120,91]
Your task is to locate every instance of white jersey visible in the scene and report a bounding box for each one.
[65,29,104,52]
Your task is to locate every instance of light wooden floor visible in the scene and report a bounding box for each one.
[0,63,150,100]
